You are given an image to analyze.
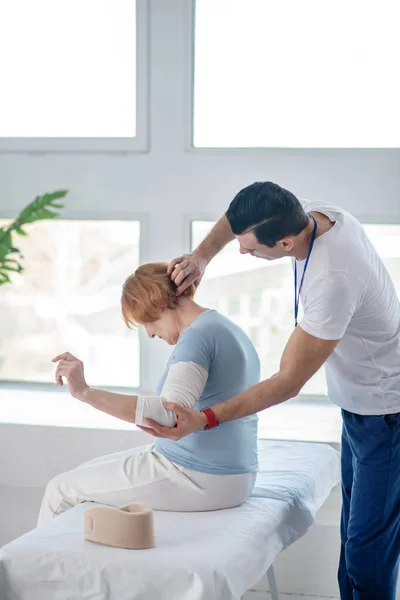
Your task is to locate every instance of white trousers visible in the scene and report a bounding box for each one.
[38,444,257,525]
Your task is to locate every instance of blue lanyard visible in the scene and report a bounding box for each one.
[294,214,318,327]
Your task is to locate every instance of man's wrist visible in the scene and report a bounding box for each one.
[193,246,211,265]
[198,410,208,429]
[200,407,219,429]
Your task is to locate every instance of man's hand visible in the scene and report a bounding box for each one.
[137,402,207,440]
[168,215,234,295]
[52,352,90,400]
[168,252,208,296]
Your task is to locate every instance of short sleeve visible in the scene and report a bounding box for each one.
[300,271,363,340]
[170,327,213,372]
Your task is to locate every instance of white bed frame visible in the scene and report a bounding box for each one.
[266,565,279,600]
[245,565,279,599]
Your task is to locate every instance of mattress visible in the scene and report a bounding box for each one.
[0,440,339,600]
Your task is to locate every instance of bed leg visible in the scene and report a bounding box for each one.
[266,564,279,600]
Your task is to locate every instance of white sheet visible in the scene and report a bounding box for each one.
[0,441,339,600]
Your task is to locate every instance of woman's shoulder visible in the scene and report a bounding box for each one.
[181,310,234,339]
[180,309,253,350]
[171,312,217,369]
[177,310,217,347]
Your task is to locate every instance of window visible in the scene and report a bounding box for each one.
[193,0,400,148]
[0,219,140,389]
[0,0,148,152]
[191,221,400,397]
[227,297,241,316]
[363,225,400,293]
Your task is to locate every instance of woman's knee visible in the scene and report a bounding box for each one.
[44,470,73,497]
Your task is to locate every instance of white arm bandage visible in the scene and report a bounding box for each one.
[135,361,208,428]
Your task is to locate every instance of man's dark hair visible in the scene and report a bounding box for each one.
[226,181,309,247]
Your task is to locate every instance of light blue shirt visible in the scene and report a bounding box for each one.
[155,310,260,475]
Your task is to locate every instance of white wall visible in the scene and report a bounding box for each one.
[0,1,399,596]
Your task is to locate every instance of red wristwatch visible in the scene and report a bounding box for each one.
[200,407,219,430]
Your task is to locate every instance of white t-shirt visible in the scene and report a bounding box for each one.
[297,199,400,415]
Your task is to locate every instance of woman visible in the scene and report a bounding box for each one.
[38,263,259,524]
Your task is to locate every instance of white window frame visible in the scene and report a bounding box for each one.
[0,0,149,154]
[183,0,196,152]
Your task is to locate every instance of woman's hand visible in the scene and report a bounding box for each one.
[52,352,90,400]
[137,402,207,440]
[167,252,208,296]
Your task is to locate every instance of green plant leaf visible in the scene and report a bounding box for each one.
[2,265,22,273]
[16,189,68,226]
[0,189,68,286]
[0,230,12,246]
[15,227,27,236]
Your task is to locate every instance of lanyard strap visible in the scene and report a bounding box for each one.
[294,214,318,327]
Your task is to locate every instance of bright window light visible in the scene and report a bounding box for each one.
[0,0,136,137]
[0,220,140,389]
[193,0,400,148]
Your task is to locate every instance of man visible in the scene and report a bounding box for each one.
[139,181,400,600]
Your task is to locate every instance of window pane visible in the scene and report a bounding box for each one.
[191,222,400,396]
[363,225,400,293]
[0,220,140,388]
[0,0,136,137]
[193,0,400,148]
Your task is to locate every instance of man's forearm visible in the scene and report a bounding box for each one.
[79,388,137,423]
[212,373,299,424]
[194,215,234,263]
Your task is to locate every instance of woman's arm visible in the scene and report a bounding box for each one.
[79,388,138,423]
[53,353,207,426]
[136,362,207,427]
[53,352,138,423]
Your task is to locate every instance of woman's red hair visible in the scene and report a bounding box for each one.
[121,262,196,327]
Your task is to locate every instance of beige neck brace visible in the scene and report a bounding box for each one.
[84,503,155,550]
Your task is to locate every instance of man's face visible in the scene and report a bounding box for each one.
[236,230,290,261]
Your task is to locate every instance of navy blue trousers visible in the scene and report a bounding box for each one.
[339,409,400,599]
